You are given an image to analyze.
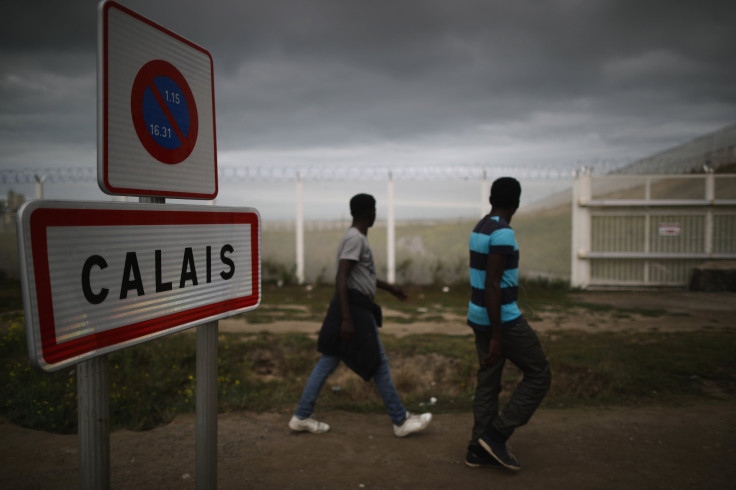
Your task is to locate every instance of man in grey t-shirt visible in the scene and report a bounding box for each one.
[335,226,376,299]
[289,193,432,437]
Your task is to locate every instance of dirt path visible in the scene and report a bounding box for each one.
[2,290,734,489]
[2,403,734,489]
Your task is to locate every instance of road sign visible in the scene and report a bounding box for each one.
[131,59,199,165]
[17,201,260,372]
[98,0,217,199]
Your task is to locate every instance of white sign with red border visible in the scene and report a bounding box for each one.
[658,223,681,237]
[17,201,260,372]
[98,0,217,199]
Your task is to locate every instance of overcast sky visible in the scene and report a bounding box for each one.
[1,0,735,218]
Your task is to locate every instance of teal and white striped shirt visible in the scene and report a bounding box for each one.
[467,215,522,330]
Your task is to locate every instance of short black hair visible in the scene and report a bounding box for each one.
[489,177,521,209]
[350,193,376,218]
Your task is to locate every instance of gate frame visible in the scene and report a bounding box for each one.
[571,169,736,288]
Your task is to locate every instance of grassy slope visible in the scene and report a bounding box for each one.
[262,205,573,286]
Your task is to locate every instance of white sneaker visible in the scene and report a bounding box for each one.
[393,411,432,437]
[289,415,330,434]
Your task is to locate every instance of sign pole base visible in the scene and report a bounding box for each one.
[78,355,110,490]
[196,320,218,489]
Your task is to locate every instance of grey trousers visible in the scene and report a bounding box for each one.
[471,317,551,443]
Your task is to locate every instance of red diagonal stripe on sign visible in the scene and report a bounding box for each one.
[148,81,188,147]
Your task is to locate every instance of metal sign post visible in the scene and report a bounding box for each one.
[196,321,218,489]
[16,2,260,487]
[77,356,110,489]
[17,199,261,488]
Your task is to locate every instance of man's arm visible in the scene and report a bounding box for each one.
[377,279,408,301]
[483,253,506,367]
[336,259,356,342]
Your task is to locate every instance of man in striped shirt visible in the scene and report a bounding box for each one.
[465,177,551,472]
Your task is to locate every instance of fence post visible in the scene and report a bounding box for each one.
[705,169,715,255]
[570,168,592,288]
[34,174,46,200]
[296,172,305,284]
[480,170,489,218]
[387,172,396,284]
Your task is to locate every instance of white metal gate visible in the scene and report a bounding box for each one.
[571,170,736,288]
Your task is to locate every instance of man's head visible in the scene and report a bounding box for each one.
[350,193,376,223]
[489,177,521,210]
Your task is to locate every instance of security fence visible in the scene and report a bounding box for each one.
[4,159,736,288]
[571,170,736,288]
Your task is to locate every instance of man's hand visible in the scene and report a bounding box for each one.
[482,252,506,368]
[389,285,408,301]
[481,336,503,367]
[377,280,408,301]
[340,318,355,342]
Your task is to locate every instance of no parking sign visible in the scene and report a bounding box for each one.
[98,0,217,199]
[131,59,199,165]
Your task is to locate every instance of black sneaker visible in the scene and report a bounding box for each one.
[478,432,521,471]
[465,445,503,468]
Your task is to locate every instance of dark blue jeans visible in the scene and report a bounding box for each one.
[471,317,551,443]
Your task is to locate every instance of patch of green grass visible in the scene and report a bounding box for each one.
[2,284,734,434]
[0,314,200,433]
[0,279,23,313]
[516,277,576,312]
[568,301,673,318]
[0,314,78,432]
[542,329,736,406]
[516,279,684,320]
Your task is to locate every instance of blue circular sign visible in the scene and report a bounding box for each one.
[131,60,199,164]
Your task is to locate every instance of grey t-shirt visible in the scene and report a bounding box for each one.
[336,227,376,299]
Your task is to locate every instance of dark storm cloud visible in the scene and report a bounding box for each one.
[0,1,96,51]
[1,0,734,170]
[202,0,736,151]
